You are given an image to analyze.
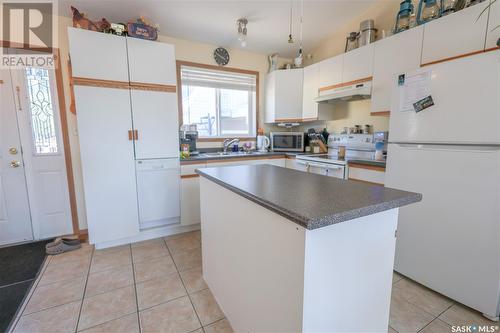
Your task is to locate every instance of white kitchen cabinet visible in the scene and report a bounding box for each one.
[318,54,343,90]
[181,162,206,226]
[348,165,385,185]
[265,69,303,123]
[74,86,139,244]
[371,26,424,114]
[131,90,179,159]
[68,27,129,82]
[302,64,320,121]
[285,158,308,172]
[127,38,177,85]
[421,1,489,65]
[342,44,375,83]
[486,0,500,50]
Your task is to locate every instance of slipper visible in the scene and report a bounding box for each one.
[46,240,81,255]
[46,236,80,249]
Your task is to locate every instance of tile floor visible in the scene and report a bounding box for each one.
[9,230,497,333]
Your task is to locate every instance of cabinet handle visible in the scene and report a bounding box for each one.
[134,130,139,140]
[15,86,22,111]
[128,130,133,140]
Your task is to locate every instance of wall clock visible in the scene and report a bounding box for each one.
[214,47,230,66]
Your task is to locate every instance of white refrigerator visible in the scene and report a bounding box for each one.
[385,50,500,320]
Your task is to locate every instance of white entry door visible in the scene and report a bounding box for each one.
[0,69,33,245]
[0,60,73,245]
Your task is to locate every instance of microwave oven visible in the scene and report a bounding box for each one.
[270,132,304,152]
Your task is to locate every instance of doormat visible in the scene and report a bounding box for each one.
[0,239,52,332]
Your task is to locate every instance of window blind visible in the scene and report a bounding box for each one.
[180,66,256,91]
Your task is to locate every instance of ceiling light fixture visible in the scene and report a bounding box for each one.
[237,18,248,47]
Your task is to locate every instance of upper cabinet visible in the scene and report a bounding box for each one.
[486,0,500,50]
[342,44,375,83]
[318,54,343,91]
[265,69,303,123]
[371,26,424,115]
[302,63,320,121]
[127,38,177,86]
[421,1,490,66]
[68,27,129,82]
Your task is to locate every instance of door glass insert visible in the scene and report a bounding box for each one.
[25,67,58,154]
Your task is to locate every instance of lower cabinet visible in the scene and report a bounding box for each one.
[348,164,385,185]
[285,158,308,172]
[180,158,286,226]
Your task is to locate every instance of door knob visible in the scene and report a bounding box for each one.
[9,147,18,155]
[10,161,21,168]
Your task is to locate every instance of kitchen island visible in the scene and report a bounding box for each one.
[197,164,421,332]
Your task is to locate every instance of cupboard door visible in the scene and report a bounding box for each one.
[67,28,129,82]
[74,86,139,244]
[127,38,177,86]
[131,90,179,159]
[421,2,489,65]
[302,63,320,120]
[266,69,303,122]
[181,176,201,226]
[342,44,374,83]
[371,26,424,114]
[486,0,500,50]
[318,55,343,90]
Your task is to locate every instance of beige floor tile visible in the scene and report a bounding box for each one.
[190,289,224,326]
[133,255,177,283]
[172,247,202,272]
[393,279,453,316]
[179,267,208,294]
[204,318,234,333]
[393,271,404,284]
[420,319,452,333]
[136,272,187,310]
[90,249,132,273]
[78,313,139,333]
[14,301,81,333]
[78,285,137,331]
[131,241,169,263]
[38,259,90,286]
[388,326,398,333]
[131,238,164,248]
[85,265,134,297]
[93,245,130,257]
[389,292,436,333]
[24,277,86,314]
[139,296,201,333]
[49,247,93,266]
[439,304,496,327]
[165,232,201,254]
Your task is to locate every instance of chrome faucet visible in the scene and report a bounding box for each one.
[222,138,240,153]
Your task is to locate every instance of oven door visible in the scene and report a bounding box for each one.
[307,162,345,179]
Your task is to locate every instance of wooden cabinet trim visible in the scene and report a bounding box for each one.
[319,76,372,92]
[370,111,390,116]
[181,174,200,179]
[72,77,130,90]
[349,163,386,172]
[129,82,177,93]
[420,49,486,67]
[274,117,318,123]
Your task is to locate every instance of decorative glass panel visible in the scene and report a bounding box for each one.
[25,67,58,154]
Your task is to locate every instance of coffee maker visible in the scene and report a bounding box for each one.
[179,125,199,155]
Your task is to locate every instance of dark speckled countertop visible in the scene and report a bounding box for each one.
[196,164,420,230]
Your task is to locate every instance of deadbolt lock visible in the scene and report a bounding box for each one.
[9,147,18,155]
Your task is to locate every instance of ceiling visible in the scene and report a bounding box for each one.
[59,0,381,58]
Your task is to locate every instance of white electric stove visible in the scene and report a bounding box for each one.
[296,134,382,179]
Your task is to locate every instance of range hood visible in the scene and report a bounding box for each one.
[315,81,372,103]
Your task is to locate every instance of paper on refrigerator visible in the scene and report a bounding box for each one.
[397,70,432,112]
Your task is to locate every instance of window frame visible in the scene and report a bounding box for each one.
[176,60,259,142]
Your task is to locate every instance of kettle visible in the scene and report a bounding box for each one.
[256,128,270,152]
[417,0,442,25]
[394,0,414,33]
